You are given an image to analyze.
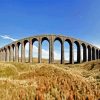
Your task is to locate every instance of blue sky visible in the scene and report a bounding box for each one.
[0,0,100,45]
[0,0,100,60]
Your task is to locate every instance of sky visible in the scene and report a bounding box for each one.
[0,0,100,60]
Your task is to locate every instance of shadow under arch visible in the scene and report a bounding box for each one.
[87,45,91,61]
[41,37,50,43]
[81,43,87,62]
[99,50,100,59]
[96,49,99,59]
[92,47,95,60]
[54,37,63,44]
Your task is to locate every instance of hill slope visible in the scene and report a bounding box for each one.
[0,60,100,100]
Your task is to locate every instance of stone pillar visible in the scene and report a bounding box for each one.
[91,48,92,61]
[2,50,5,62]
[9,48,11,61]
[77,44,81,63]
[70,43,74,64]
[2,50,5,61]
[61,41,64,64]
[7,48,9,62]
[4,50,6,61]
[49,40,51,63]
[0,51,1,61]
[1,50,2,61]
[0,51,2,61]
[49,36,54,63]
[85,47,88,62]
[3,50,5,62]
[0,50,2,61]
[10,46,14,62]
[13,47,15,61]
[92,48,93,60]
[83,47,87,62]
[8,48,10,61]
[98,50,99,59]
[38,39,41,63]
[1,51,3,61]
[15,44,18,62]
[99,50,100,59]
[94,49,96,60]
[4,49,6,62]
[1,50,3,61]
[98,51,99,59]
[88,48,91,61]
[2,50,4,61]
[29,40,33,63]
[96,50,98,59]
[21,42,25,63]
[92,48,95,60]
[97,50,99,60]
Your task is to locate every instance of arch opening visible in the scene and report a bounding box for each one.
[81,43,87,62]
[41,38,49,63]
[7,46,10,62]
[74,41,80,63]
[24,40,29,63]
[32,38,38,63]
[92,47,95,60]
[54,38,62,64]
[12,44,15,61]
[99,50,100,59]
[96,49,99,59]
[17,42,21,62]
[87,45,91,61]
[4,48,7,61]
[64,39,72,64]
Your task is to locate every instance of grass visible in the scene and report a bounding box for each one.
[0,60,100,100]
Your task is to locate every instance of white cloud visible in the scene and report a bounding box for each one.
[0,35,17,41]
[24,43,61,59]
[93,44,100,49]
[23,42,81,60]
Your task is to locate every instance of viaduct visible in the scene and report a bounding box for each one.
[0,34,100,64]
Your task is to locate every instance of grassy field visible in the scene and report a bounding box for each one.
[0,60,100,100]
[18,58,68,64]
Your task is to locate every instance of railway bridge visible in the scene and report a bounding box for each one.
[0,34,100,64]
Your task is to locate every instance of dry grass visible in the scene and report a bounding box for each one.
[0,60,100,100]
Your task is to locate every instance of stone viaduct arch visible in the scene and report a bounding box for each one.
[0,34,100,64]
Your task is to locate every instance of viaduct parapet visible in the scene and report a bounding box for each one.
[0,34,100,64]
